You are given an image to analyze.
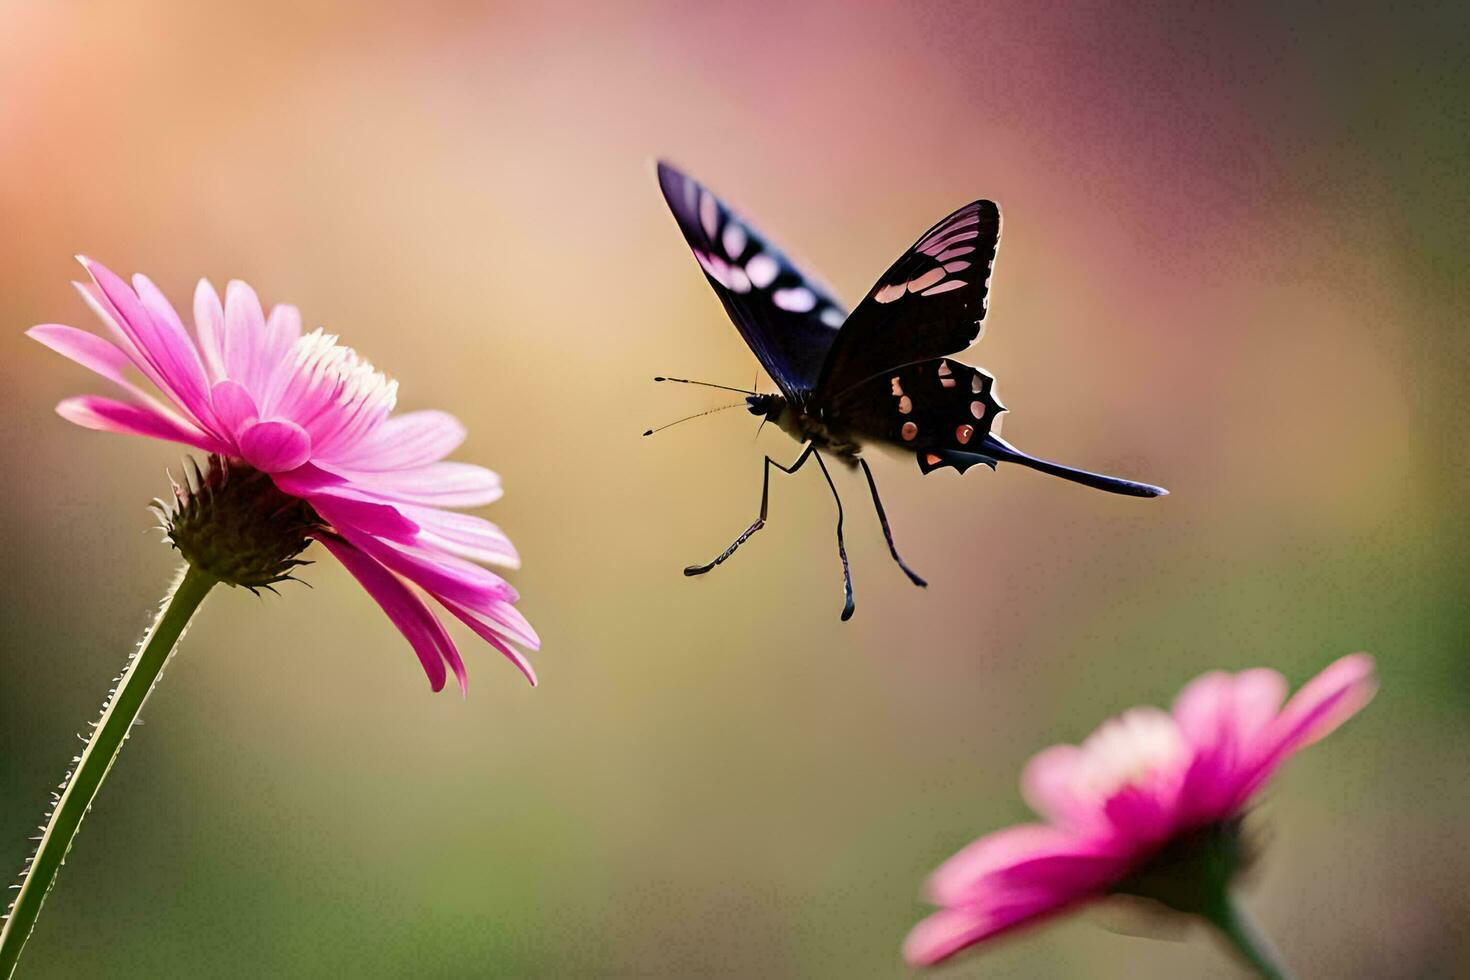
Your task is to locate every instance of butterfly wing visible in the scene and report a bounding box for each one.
[830,357,1007,474]
[815,200,1001,402]
[656,161,848,400]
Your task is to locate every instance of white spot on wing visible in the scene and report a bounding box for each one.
[921,280,967,297]
[820,307,845,328]
[745,254,779,288]
[918,213,980,252]
[922,230,979,255]
[908,268,946,293]
[696,251,746,292]
[699,190,719,239]
[773,286,817,312]
[722,223,747,260]
[874,282,907,304]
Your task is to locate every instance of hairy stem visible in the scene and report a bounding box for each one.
[0,564,216,978]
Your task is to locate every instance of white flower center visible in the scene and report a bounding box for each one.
[1070,707,1188,803]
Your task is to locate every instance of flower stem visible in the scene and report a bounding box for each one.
[1207,891,1293,980]
[0,564,216,979]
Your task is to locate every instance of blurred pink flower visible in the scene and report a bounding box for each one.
[29,257,538,693]
[905,653,1376,967]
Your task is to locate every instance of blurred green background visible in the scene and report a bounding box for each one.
[1,2,1466,976]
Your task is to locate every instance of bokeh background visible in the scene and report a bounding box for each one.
[2,2,1466,976]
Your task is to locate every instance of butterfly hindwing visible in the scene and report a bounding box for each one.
[815,201,1000,401]
[656,161,848,400]
[829,357,1007,474]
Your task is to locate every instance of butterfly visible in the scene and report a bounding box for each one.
[653,161,1166,620]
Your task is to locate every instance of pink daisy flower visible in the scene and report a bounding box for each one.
[28,257,538,693]
[905,653,1376,973]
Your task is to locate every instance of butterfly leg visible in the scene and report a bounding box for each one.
[683,444,815,577]
[812,451,857,621]
[857,458,928,588]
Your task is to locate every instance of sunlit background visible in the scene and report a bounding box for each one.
[1,2,1466,976]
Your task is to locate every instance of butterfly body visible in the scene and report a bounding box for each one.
[655,161,1166,619]
[747,393,862,462]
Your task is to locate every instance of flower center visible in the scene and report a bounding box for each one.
[1071,708,1188,803]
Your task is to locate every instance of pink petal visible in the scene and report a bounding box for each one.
[327,410,467,471]
[1241,654,1377,798]
[28,323,182,416]
[321,461,502,508]
[270,462,347,497]
[309,492,421,544]
[1170,672,1245,821]
[100,264,217,429]
[1172,671,1235,752]
[238,418,313,473]
[131,272,221,432]
[1231,669,1290,749]
[1173,668,1284,753]
[1172,669,1288,822]
[317,536,461,693]
[928,824,1084,906]
[904,908,1002,967]
[222,279,268,388]
[80,261,220,435]
[904,899,1073,967]
[1021,745,1096,828]
[332,523,516,612]
[403,505,520,568]
[209,379,259,439]
[442,594,539,650]
[911,829,1129,966]
[439,597,539,687]
[309,389,399,461]
[55,395,227,453]
[1170,667,1287,822]
[72,279,159,386]
[265,303,302,354]
[192,279,230,382]
[1102,784,1177,844]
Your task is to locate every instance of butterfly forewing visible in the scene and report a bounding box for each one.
[832,357,1006,473]
[815,201,1001,401]
[656,162,849,400]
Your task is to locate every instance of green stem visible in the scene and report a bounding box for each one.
[0,564,216,978]
[1207,891,1293,980]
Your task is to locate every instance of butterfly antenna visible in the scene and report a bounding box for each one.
[643,402,744,437]
[653,376,758,396]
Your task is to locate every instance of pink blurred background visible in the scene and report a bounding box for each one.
[2,2,1465,976]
